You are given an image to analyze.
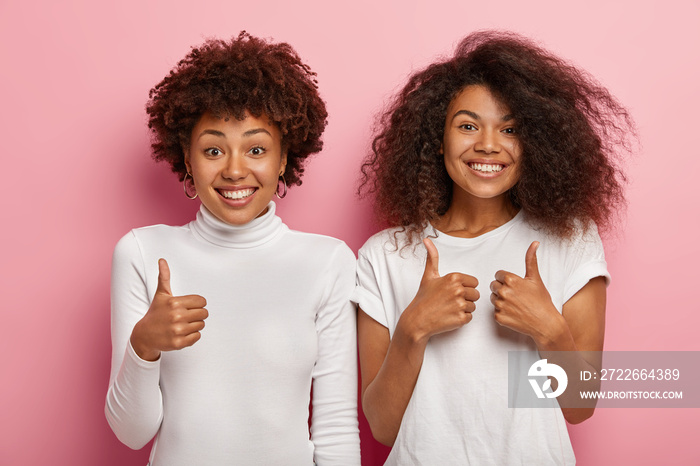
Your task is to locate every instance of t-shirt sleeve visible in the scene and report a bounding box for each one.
[104,231,164,449]
[310,243,361,465]
[353,244,389,328]
[563,224,611,304]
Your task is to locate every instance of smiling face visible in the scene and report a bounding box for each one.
[185,111,286,226]
[442,85,522,205]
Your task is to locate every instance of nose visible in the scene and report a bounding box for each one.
[222,153,247,180]
[474,129,501,154]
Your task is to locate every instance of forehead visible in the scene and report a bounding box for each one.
[447,85,512,116]
[192,110,281,139]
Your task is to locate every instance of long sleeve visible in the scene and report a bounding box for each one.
[104,206,361,464]
[105,232,163,449]
[310,244,361,465]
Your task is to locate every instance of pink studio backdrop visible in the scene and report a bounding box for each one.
[1,1,698,464]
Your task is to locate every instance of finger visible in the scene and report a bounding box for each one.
[459,273,479,288]
[177,294,208,309]
[525,241,541,280]
[185,307,209,322]
[156,258,173,295]
[463,300,477,314]
[463,287,480,303]
[494,270,510,284]
[489,280,501,295]
[422,238,440,281]
[183,320,206,334]
[178,332,202,349]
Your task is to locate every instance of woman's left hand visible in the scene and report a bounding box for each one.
[489,241,562,343]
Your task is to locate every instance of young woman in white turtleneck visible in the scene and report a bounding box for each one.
[105,35,359,465]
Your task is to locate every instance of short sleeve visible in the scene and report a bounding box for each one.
[563,224,610,304]
[353,244,389,328]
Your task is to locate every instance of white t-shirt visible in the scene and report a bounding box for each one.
[106,202,360,465]
[354,211,609,465]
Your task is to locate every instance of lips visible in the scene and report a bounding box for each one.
[217,187,256,200]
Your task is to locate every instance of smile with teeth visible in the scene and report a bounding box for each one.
[219,188,256,200]
[468,162,505,173]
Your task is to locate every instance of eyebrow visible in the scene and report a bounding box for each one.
[451,110,514,122]
[242,128,272,138]
[197,129,226,139]
[196,128,272,140]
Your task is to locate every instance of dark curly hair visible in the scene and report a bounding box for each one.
[146,31,328,186]
[361,30,633,245]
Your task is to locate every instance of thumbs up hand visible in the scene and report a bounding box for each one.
[490,241,558,340]
[399,238,480,344]
[130,259,209,361]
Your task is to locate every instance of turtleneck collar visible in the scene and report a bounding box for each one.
[189,202,287,249]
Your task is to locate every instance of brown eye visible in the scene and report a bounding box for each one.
[249,146,266,156]
[205,148,222,157]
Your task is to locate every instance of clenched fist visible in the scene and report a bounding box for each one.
[130,259,209,361]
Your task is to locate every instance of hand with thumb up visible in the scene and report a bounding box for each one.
[489,241,559,343]
[130,259,209,361]
[398,238,480,344]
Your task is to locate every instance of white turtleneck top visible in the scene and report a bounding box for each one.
[106,202,360,465]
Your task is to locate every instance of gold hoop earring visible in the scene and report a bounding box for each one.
[275,174,287,199]
[183,172,198,200]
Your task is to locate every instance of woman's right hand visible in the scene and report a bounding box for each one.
[130,259,209,361]
[398,238,479,343]
[358,238,479,445]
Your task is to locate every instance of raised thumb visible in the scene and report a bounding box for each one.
[525,241,541,280]
[422,238,440,282]
[156,258,173,295]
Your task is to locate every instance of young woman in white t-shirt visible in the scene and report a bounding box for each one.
[355,31,633,465]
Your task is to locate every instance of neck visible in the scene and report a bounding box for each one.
[434,191,518,238]
[189,201,286,248]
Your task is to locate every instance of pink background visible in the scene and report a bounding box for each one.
[1,1,698,464]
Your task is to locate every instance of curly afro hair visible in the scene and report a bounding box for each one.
[146,31,328,186]
[361,30,634,245]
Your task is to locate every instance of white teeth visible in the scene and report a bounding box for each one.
[220,188,255,200]
[469,162,504,173]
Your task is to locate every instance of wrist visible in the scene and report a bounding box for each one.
[533,312,575,351]
[395,311,430,349]
[130,324,161,362]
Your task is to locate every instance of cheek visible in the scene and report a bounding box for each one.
[255,158,283,186]
[189,160,216,185]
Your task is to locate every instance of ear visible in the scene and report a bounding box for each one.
[279,150,288,176]
[183,147,192,174]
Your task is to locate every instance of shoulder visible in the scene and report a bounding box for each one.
[522,216,608,277]
[518,215,603,250]
[549,220,605,258]
[285,229,356,264]
[114,224,190,252]
[358,226,412,255]
[112,224,192,268]
[358,226,424,263]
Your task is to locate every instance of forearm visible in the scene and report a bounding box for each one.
[362,321,428,446]
[534,315,601,424]
[105,340,164,449]
[311,366,360,466]
[311,336,361,464]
